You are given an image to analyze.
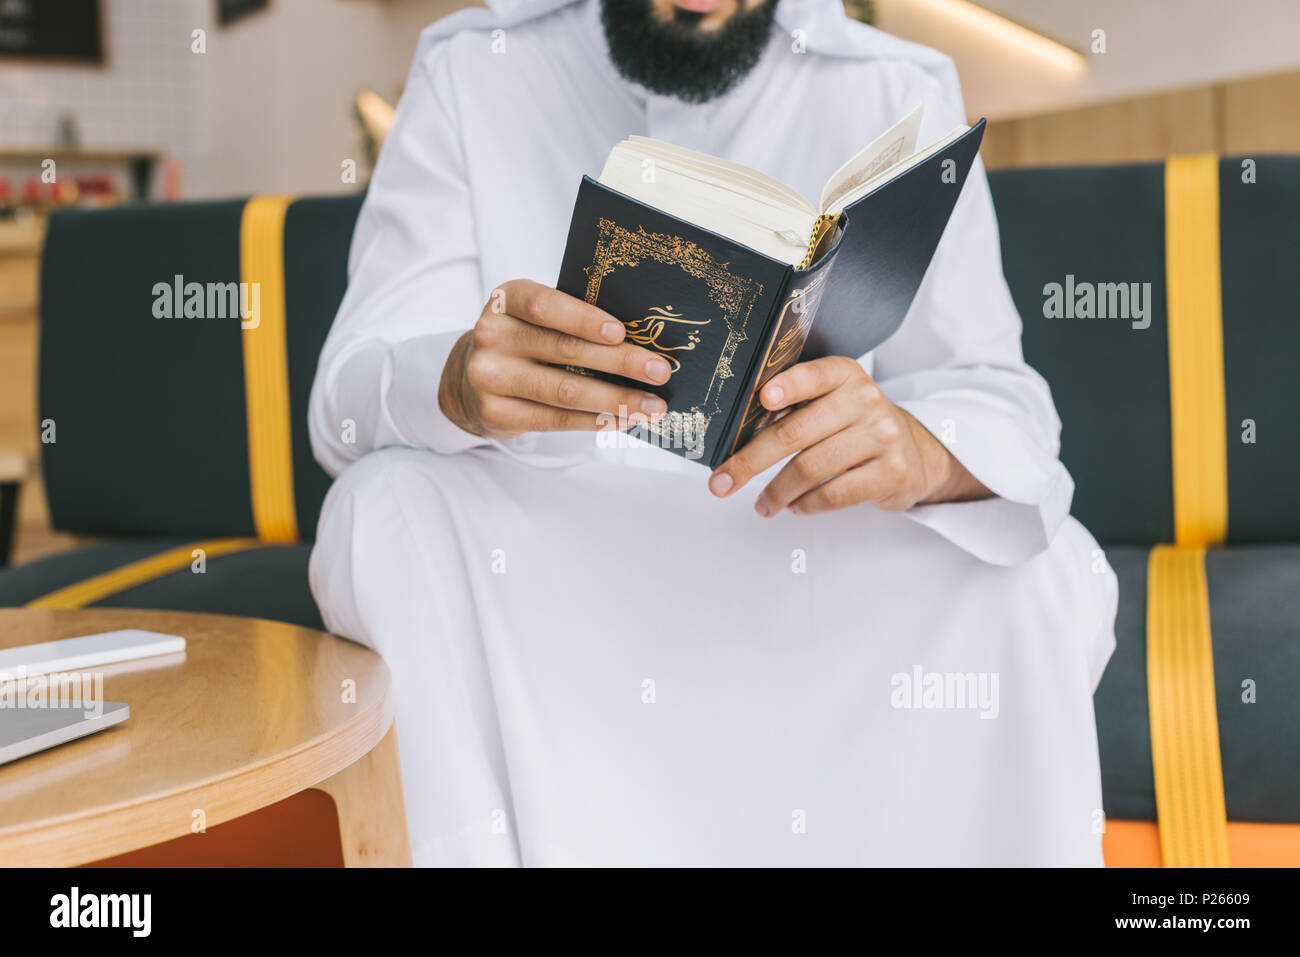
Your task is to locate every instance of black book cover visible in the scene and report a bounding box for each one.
[808,119,986,359]
[555,119,986,469]
[555,178,787,466]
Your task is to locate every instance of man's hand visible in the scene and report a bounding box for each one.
[439,280,673,438]
[708,355,991,515]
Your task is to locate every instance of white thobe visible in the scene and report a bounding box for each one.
[307,0,1118,866]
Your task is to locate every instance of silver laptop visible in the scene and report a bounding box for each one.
[0,703,130,766]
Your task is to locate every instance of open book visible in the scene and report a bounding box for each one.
[556,103,986,467]
[599,106,969,268]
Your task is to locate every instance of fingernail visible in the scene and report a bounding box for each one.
[754,497,772,517]
[709,471,733,496]
[641,396,667,415]
[601,321,624,343]
[646,358,671,382]
[764,384,784,406]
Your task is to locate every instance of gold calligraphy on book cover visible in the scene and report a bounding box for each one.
[582,218,764,448]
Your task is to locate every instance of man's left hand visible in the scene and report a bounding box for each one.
[708,355,991,515]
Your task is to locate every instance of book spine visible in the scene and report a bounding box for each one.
[709,251,839,467]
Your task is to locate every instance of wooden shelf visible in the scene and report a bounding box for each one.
[0,218,45,257]
[0,148,161,164]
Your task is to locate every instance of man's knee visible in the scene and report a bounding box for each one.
[1030,517,1119,688]
[309,447,460,641]
[322,446,443,512]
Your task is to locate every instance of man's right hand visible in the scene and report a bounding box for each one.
[438,279,673,439]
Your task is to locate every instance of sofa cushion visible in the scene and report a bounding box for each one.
[1097,543,1300,822]
[0,539,322,631]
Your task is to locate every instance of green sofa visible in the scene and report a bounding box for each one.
[2,157,1296,855]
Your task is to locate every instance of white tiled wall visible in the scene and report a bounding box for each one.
[0,0,462,199]
[0,0,204,181]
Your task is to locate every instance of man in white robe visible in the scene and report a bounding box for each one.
[308,0,1118,866]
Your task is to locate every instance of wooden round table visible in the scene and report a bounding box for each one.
[0,608,410,866]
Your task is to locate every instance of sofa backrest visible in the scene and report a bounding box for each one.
[992,155,1298,546]
[36,157,1297,545]
[40,195,362,541]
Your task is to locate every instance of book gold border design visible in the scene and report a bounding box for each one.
[583,218,764,445]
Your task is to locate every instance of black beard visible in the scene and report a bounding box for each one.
[600,0,779,104]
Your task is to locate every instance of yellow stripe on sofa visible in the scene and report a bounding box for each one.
[1164,154,1228,547]
[26,539,262,609]
[1146,544,1230,867]
[240,195,300,544]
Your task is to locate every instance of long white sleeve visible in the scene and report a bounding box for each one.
[308,41,492,478]
[874,79,1074,567]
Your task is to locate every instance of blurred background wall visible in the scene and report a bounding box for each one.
[882,0,1300,122]
[0,0,465,199]
[4,0,1299,201]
